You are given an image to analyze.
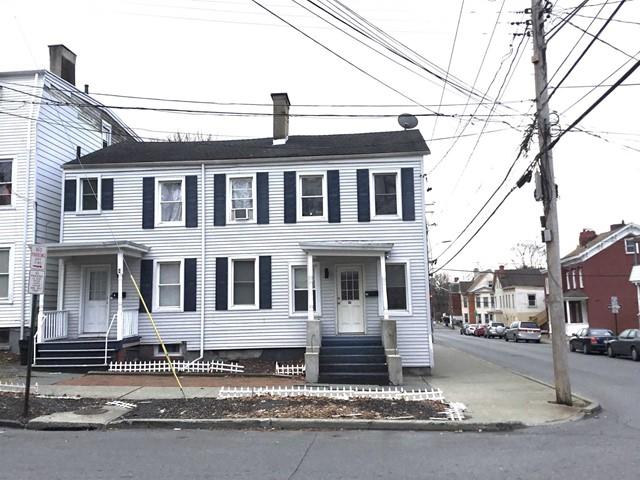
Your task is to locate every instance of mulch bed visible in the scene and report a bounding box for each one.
[57,374,303,387]
[126,396,447,420]
[0,352,19,366]
[0,392,107,422]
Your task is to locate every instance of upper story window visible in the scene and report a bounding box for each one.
[231,258,258,308]
[528,294,537,308]
[579,268,584,288]
[291,265,319,314]
[371,171,400,218]
[625,238,638,255]
[565,271,571,290]
[571,270,576,289]
[155,260,182,311]
[386,263,408,311]
[490,296,495,308]
[80,177,99,211]
[463,296,468,308]
[298,173,326,221]
[475,296,481,308]
[101,121,112,148]
[0,160,12,207]
[228,175,255,223]
[157,179,184,226]
[482,297,489,308]
[0,247,10,300]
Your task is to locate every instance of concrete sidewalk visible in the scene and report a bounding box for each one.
[428,343,587,426]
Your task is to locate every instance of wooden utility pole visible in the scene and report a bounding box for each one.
[531,0,573,405]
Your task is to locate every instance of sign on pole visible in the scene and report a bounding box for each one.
[28,245,47,295]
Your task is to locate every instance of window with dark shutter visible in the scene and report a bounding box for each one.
[327,170,341,223]
[215,257,228,310]
[401,167,415,221]
[356,169,370,222]
[139,259,154,313]
[256,172,269,224]
[185,175,198,228]
[101,178,114,211]
[284,171,296,223]
[214,174,226,226]
[142,177,155,229]
[64,179,77,212]
[259,256,272,309]
[184,258,197,311]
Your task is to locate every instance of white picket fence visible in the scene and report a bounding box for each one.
[275,362,306,377]
[0,381,39,394]
[430,402,467,422]
[218,385,445,401]
[108,360,244,374]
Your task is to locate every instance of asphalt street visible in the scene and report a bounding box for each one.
[1,327,638,480]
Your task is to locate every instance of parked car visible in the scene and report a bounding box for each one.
[484,322,506,339]
[504,321,542,343]
[606,329,640,361]
[474,325,487,337]
[460,322,469,335]
[569,328,614,354]
[464,324,477,335]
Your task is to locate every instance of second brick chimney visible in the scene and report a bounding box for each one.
[49,44,76,85]
[579,229,597,247]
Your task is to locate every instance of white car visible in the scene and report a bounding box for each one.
[464,324,477,335]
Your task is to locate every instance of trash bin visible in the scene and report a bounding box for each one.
[19,339,29,366]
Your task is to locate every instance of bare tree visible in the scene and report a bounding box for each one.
[511,241,546,268]
[429,272,451,322]
[167,131,214,142]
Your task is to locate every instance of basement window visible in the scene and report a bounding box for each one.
[154,344,182,357]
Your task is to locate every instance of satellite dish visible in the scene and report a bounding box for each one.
[398,113,418,130]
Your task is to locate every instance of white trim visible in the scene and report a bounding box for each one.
[79,264,111,335]
[226,173,257,224]
[288,262,322,317]
[378,260,412,316]
[153,259,184,313]
[624,238,639,255]
[228,256,259,310]
[0,244,14,303]
[563,223,640,265]
[296,172,327,222]
[75,174,102,214]
[369,168,402,220]
[155,177,186,227]
[335,264,366,335]
[0,158,15,208]
[578,267,584,288]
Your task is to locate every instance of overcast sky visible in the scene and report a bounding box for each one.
[2,0,639,278]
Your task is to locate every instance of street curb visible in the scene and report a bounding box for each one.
[109,417,526,432]
[0,419,25,429]
[26,420,105,431]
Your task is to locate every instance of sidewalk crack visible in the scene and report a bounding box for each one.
[288,432,317,480]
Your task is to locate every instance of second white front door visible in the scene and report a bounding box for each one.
[81,266,110,334]
[336,265,365,334]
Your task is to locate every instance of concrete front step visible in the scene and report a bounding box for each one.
[320,363,388,374]
[319,345,385,356]
[36,348,116,358]
[319,354,387,364]
[322,336,383,347]
[318,372,389,385]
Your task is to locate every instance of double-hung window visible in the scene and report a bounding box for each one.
[625,238,638,255]
[228,175,255,222]
[528,294,537,308]
[371,171,400,217]
[298,174,326,220]
[291,265,319,314]
[0,247,10,300]
[79,177,100,212]
[231,258,257,308]
[0,160,12,206]
[386,263,408,311]
[155,261,182,311]
[157,179,184,225]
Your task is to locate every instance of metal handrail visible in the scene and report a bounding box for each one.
[104,313,118,365]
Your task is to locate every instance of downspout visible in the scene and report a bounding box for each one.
[20,72,41,340]
[191,163,206,362]
[422,165,435,369]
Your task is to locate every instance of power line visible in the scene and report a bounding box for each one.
[546,0,588,41]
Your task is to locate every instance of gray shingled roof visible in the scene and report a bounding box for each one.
[497,268,545,288]
[65,130,429,167]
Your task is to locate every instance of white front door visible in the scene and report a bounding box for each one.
[336,265,365,334]
[81,266,110,334]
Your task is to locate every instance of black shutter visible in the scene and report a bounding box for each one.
[139,259,154,313]
[327,170,341,223]
[215,257,228,310]
[284,171,296,223]
[63,179,76,212]
[184,258,197,312]
[101,178,113,211]
[401,167,415,221]
[214,174,226,226]
[259,256,272,309]
[142,177,155,229]
[185,175,198,228]
[356,169,370,222]
[256,172,270,224]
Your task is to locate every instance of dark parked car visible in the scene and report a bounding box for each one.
[504,321,541,343]
[606,329,640,361]
[569,328,614,354]
[484,322,506,339]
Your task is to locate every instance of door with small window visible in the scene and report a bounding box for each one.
[336,265,364,334]
[81,266,110,334]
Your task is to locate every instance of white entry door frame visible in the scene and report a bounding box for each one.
[79,265,111,335]
[336,264,365,334]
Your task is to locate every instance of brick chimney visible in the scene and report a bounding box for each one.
[271,93,290,145]
[579,229,597,247]
[49,45,76,85]
[610,220,626,231]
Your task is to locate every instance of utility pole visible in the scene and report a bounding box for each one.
[530,0,572,405]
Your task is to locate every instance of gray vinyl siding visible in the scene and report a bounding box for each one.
[60,153,431,366]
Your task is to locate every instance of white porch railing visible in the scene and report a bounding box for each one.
[39,310,68,342]
[122,309,139,339]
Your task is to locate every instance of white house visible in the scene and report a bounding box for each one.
[0,45,136,352]
[493,266,546,325]
[466,270,495,324]
[34,94,433,385]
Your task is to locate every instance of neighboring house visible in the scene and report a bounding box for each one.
[458,280,472,323]
[493,266,546,326]
[466,270,495,324]
[34,94,433,385]
[559,221,640,335]
[0,45,136,351]
[450,278,469,324]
